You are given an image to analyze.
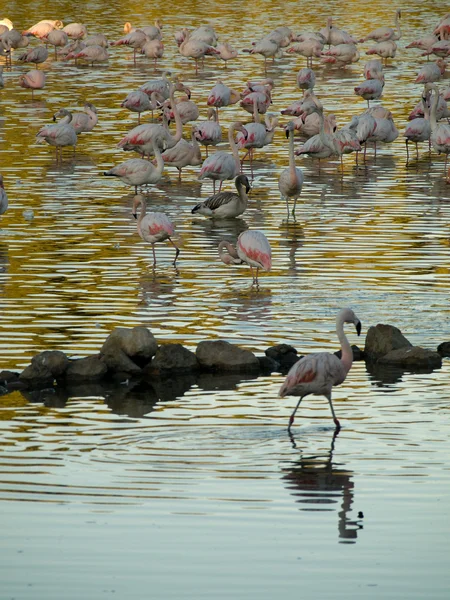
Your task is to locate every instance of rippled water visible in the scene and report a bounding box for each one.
[1,1,450,598]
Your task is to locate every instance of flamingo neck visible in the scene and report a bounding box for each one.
[288,128,297,183]
[229,124,241,172]
[430,86,438,130]
[395,12,401,38]
[218,240,239,264]
[168,86,183,144]
[153,143,164,175]
[253,97,260,124]
[337,316,353,374]
[135,199,146,238]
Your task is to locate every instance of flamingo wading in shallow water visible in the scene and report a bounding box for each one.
[279,121,304,219]
[218,230,272,285]
[0,174,8,216]
[279,308,362,432]
[132,195,180,266]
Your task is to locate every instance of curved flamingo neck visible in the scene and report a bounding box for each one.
[429,85,439,130]
[152,143,164,175]
[168,84,183,144]
[336,316,353,374]
[288,127,297,183]
[218,240,239,264]
[228,123,241,172]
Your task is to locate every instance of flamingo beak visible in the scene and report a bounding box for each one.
[132,213,137,220]
[285,128,289,139]
[356,321,361,336]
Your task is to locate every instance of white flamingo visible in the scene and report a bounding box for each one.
[218,230,272,285]
[71,45,109,66]
[18,69,46,99]
[403,91,431,163]
[359,9,401,42]
[132,195,179,266]
[198,121,248,193]
[192,174,251,218]
[53,103,98,133]
[279,307,361,432]
[427,83,450,172]
[366,40,397,64]
[354,71,385,107]
[279,121,304,219]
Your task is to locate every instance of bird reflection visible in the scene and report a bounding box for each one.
[278,220,304,270]
[217,285,272,321]
[282,431,363,543]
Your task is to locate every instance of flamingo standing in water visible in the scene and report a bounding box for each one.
[53,103,98,133]
[71,45,109,66]
[403,90,431,163]
[198,121,248,193]
[207,80,240,122]
[42,29,69,58]
[218,230,272,285]
[192,174,251,218]
[427,83,450,172]
[110,30,148,64]
[359,9,401,43]
[193,108,222,157]
[354,71,384,107]
[18,45,49,67]
[279,307,362,432]
[132,195,179,266]
[159,129,202,180]
[104,140,164,192]
[36,111,77,161]
[18,69,46,99]
[0,174,8,216]
[279,121,304,219]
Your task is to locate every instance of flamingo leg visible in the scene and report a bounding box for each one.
[288,396,305,432]
[292,196,297,219]
[168,238,180,266]
[415,142,419,161]
[249,265,255,283]
[326,393,341,430]
[177,168,182,181]
[151,243,157,265]
[218,180,223,193]
[205,146,209,158]
[405,140,409,165]
[138,113,141,124]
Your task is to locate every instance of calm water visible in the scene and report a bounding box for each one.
[1,1,450,598]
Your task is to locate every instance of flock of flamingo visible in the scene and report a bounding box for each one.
[0,10,449,429]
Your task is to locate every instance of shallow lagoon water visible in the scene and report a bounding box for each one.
[1,1,450,598]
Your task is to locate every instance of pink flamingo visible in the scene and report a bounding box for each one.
[297,67,316,91]
[124,20,162,39]
[242,37,283,72]
[160,129,202,180]
[104,141,164,192]
[295,107,339,164]
[236,97,278,177]
[121,90,162,123]
[62,23,87,39]
[36,111,77,162]
[403,91,431,163]
[132,195,179,266]
[425,39,450,59]
[319,17,357,46]
[0,174,8,216]
[111,30,148,64]
[23,20,64,38]
[207,80,240,121]
[406,34,439,60]
[292,112,337,139]
[409,92,449,121]
[0,28,29,66]
[322,43,359,67]
[0,18,13,30]
[84,34,108,48]
[178,31,220,74]
[140,39,164,67]
[117,84,183,157]
[354,71,384,107]
[427,83,450,172]
[216,42,238,66]
[279,121,304,219]
[344,113,377,162]
[193,108,222,157]
[359,10,401,42]
[163,95,199,125]
[192,174,251,218]
[279,308,361,432]
[18,69,46,99]
[366,112,399,157]
[285,39,324,67]
[434,14,450,40]
[218,230,272,285]
[59,39,85,62]
[18,45,48,67]
[198,121,248,193]
[42,29,69,58]
[53,103,98,133]
[364,59,383,79]
[415,59,446,83]
[72,45,109,66]
[366,40,397,64]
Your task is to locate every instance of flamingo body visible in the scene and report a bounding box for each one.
[192,174,250,218]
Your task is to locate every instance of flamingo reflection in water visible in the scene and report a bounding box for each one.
[283,430,364,542]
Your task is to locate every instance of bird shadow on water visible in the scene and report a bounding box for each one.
[281,428,364,543]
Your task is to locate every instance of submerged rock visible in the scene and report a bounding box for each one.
[66,355,108,380]
[378,346,442,369]
[196,340,260,372]
[32,350,69,378]
[147,343,199,374]
[100,326,157,374]
[265,344,300,370]
[437,342,450,357]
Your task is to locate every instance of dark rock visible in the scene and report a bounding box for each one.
[19,362,54,385]
[0,370,20,384]
[31,350,69,378]
[196,340,260,372]
[147,343,199,374]
[66,355,108,380]
[265,344,300,370]
[364,324,412,360]
[100,327,157,370]
[378,346,442,369]
[258,355,280,373]
[437,342,450,357]
[335,345,364,361]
